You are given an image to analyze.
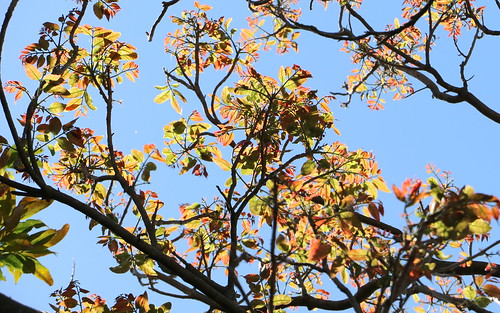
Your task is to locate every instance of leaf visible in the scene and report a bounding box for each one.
[483,284,500,298]
[44,224,70,248]
[273,294,292,306]
[138,259,157,276]
[213,157,231,171]
[83,91,96,110]
[171,96,182,114]
[19,197,54,220]
[300,159,316,175]
[348,249,369,261]
[367,203,380,222]
[194,1,212,11]
[276,234,290,252]
[469,219,492,235]
[49,102,66,113]
[373,176,391,193]
[308,238,331,261]
[109,262,131,274]
[24,63,42,80]
[57,137,75,152]
[154,90,171,104]
[392,185,406,202]
[93,1,104,19]
[49,117,62,135]
[463,285,476,300]
[135,291,149,311]
[33,259,53,285]
[249,197,269,216]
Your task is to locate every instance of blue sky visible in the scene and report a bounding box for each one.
[1,0,500,312]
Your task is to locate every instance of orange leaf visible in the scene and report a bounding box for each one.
[392,185,405,202]
[308,238,331,261]
[194,1,212,11]
[135,291,149,310]
[190,110,204,122]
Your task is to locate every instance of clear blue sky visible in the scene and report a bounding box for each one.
[1,0,500,312]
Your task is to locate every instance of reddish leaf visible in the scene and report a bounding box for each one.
[308,238,331,261]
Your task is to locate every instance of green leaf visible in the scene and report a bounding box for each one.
[57,137,75,152]
[475,296,492,308]
[463,285,476,300]
[249,197,269,216]
[131,149,144,162]
[273,294,292,306]
[138,258,157,276]
[93,1,104,19]
[276,234,290,252]
[469,219,492,235]
[109,262,131,274]
[83,91,96,110]
[49,102,66,113]
[300,159,316,175]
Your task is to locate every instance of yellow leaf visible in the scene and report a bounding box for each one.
[213,157,232,171]
[19,197,54,220]
[154,90,171,104]
[34,260,54,285]
[171,96,182,114]
[348,249,369,261]
[45,224,70,248]
[273,295,292,306]
[394,17,401,29]
[24,63,42,80]
[373,176,391,193]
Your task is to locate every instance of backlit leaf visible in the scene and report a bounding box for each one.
[213,157,231,171]
[308,238,331,261]
[45,224,70,248]
[154,90,171,104]
[463,285,476,300]
[24,63,42,80]
[273,294,292,306]
[469,219,492,235]
[135,291,149,311]
[33,259,53,285]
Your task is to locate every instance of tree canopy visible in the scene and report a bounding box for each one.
[1,0,500,313]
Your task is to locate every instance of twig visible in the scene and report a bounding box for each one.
[147,0,181,42]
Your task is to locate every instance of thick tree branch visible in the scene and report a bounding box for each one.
[0,293,40,313]
[399,67,500,123]
[411,285,493,313]
[41,186,245,313]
